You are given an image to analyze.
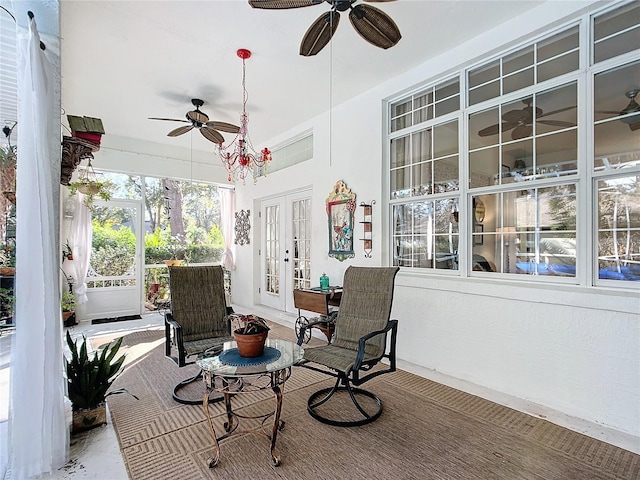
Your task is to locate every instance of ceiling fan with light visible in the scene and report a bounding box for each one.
[478,99,576,140]
[248,0,402,57]
[597,89,640,131]
[149,98,240,144]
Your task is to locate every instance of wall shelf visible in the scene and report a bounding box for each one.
[359,200,375,258]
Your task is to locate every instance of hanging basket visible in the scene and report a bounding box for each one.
[77,182,102,195]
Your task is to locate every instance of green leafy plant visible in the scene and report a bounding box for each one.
[62,241,74,262]
[65,331,138,410]
[0,244,15,267]
[231,314,270,335]
[68,179,115,207]
[61,291,77,312]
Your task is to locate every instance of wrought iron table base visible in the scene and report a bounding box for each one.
[202,369,289,467]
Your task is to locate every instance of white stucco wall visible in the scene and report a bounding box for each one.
[229,0,640,453]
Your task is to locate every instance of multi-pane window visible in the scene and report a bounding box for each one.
[593,2,640,64]
[391,120,459,198]
[390,77,459,133]
[388,1,639,287]
[468,26,579,106]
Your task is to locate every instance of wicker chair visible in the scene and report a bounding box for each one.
[297,266,399,426]
[165,265,233,404]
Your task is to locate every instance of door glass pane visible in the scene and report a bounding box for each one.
[87,205,137,288]
[265,204,279,294]
[292,198,311,290]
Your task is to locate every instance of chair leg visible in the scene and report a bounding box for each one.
[172,369,224,406]
[307,374,383,427]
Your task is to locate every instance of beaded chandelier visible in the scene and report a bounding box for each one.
[218,49,271,184]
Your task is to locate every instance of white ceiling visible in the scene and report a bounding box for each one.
[54,0,546,154]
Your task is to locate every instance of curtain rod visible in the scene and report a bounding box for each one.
[0,7,46,50]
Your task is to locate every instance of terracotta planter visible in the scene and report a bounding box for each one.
[164,259,183,267]
[72,402,107,433]
[233,329,268,358]
[0,267,15,276]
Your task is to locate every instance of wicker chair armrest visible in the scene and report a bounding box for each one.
[354,319,398,371]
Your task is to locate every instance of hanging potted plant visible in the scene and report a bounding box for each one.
[61,290,77,327]
[65,331,138,433]
[62,241,74,262]
[230,314,270,358]
[68,158,114,207]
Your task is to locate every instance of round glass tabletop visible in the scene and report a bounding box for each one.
[197,338,304,377]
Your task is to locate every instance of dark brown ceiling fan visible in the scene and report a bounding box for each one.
[248,0,401,57]
[149,98,240,144]
[596,89,640,131]
[478,99,576,140]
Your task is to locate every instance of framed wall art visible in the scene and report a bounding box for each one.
[326,180,356,261]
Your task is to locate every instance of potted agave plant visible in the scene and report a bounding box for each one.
[230,314,270,358]
[65,331,138,433]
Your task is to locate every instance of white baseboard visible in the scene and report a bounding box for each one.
[397,359,640,455]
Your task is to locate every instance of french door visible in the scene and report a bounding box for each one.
[260,190,312,313]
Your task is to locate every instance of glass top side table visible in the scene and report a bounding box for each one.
[196,338,304,467]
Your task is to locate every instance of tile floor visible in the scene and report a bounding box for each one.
[1,312,165,480]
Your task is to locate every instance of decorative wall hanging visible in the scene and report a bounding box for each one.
[326,180,356,262]
[359,200,375,258]
[234,209,250,245]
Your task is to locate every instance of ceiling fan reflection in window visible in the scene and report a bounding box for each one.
[597,89,640,131]
[478,98,576,141]
[248,0,401,57]
[149,98,240,144]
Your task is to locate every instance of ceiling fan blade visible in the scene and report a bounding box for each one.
[187,110,209,123]
[537,120,576,127]
[511,125,532,140]
[538,105,576,118]
[349,4,401,50]
[206,121,240,133]
[629,121,640,131]
[501,109,528,123]
[477,124,501,137]
[200,127,225,144]
[478,121,519,137]
[300,11,340,57]
[249,0,322,8]
[596,110,624,115]
[149,117,189,123]
[168,125,193,137]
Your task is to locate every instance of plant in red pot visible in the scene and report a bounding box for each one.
[231,314,270,358]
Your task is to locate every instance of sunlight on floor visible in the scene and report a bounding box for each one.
[1,312,164,480]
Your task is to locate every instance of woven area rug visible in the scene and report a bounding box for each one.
[100,325,640,480]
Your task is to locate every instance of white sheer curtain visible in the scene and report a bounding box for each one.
[220,188,236,270]
[68,193,92,304]
[9,13,68,478]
